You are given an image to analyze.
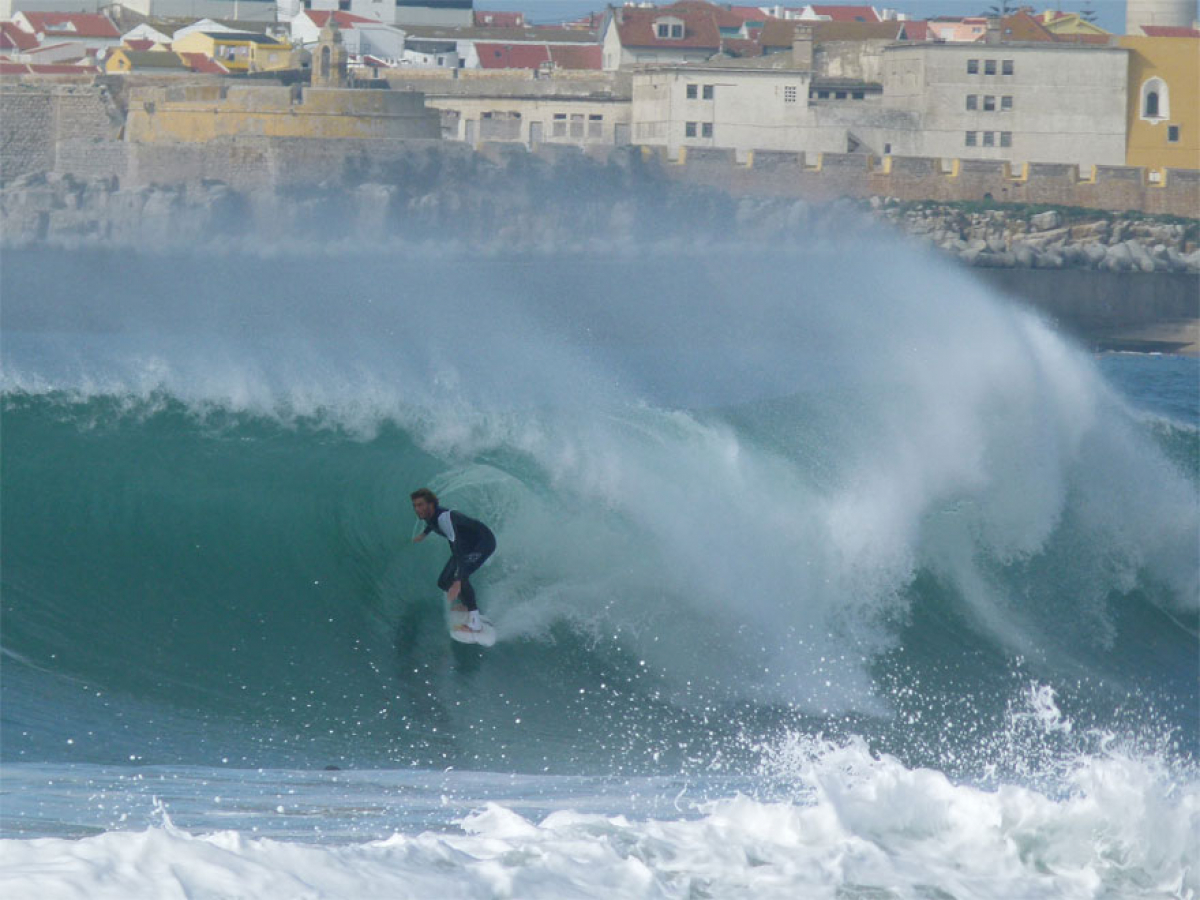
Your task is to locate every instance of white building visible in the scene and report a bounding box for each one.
[630,37,1132,171]
[632,56,903,159]
[881,41,1129,168]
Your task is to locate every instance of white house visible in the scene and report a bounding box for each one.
[881,41,1130,167]
[601,4,722,71]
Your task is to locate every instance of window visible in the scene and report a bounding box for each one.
[966,94,977,110]
[884,143,892,154]
[701,122,712,138]
[852,91,864,99]
[965,131,977,146]
[835,91,847,99]
[784,85,797,102]
[1141,78,1169,120]
[983,131,995,146]
[702,84,714,99]
[1001,95,1012,111]
[552,112,566,137]
[685,121,697,137]
[570,114,583,138]
[1168,125,1180,143]
[1000,131,1012,147]
[967,59,979,74]
[588,114,603,138]
[671,24,683,38]
[983,95,995,112]
[984,59,996,75]
[817,90,830,99]
[1002,59,1013,75]
[657,23,669,38]
[686,84,697,99]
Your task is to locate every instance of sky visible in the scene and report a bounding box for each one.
[476,0,1144,34]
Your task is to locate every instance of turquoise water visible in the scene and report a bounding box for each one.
[2,246,1196,898]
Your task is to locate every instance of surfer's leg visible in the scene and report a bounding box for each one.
[437,557,466,610]
[436,556,457,592]
[458,577,477,612]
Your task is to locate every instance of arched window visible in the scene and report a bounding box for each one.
[320,45,331,79]
[1141,78,1169,121]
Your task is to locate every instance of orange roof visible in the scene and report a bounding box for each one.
[666,0,747,30]
[178,51,229,74]
[548,43,602,69]
[808,5,880,23]
[17,12,119,40]
[0,60,100,73]
[1,21,38,51]
[474,41,550,68]
[474,10,524,27]
[1141,25,1200,37]
[611,3,722,50]
[305,10,376,28]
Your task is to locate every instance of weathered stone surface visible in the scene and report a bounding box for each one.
[1030,210,1060,231]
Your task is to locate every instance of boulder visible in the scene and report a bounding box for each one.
[1030,209,1060,231]
[1082,242,1109,267]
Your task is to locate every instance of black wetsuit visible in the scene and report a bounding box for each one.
[423,506,496,613]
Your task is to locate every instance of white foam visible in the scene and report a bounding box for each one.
[3,742,1195,900]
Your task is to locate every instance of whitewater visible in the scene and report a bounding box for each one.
[2,238,1197,900]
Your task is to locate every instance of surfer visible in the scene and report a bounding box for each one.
[411,488,496,634]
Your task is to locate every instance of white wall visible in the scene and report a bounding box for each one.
[882,43,1130,168]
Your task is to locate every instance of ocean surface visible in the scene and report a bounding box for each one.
[2,242,1197,899]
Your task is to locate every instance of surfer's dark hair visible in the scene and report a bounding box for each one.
[411,488,438,506]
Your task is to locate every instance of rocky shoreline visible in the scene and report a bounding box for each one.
[2,169,1197,277]
[872,199,1200,275]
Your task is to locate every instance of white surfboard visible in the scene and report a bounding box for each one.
[447,608,496,647]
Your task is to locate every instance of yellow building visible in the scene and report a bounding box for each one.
[1036,11,1110,38]
[173,30,292,73]
[1118,35,1200,171]
[105,49,189,75]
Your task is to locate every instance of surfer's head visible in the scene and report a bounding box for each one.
[411,488,438,521]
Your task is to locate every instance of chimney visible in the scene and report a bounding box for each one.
[792,23,814,70]
[984,16,1002,44]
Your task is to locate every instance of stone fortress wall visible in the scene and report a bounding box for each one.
[2,82,1197,218]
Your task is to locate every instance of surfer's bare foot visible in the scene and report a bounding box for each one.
[454,623,481,633]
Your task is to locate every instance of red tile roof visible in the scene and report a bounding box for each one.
[1140,25,1200,37]
[1,21,38,51]
[898,20,931,41]
[0,60,100,74]
[667,0,747,30]
[475,41,550,68]
[305,11,376,28]
[611,3,722,50]
[808,5,880,23]
[123,38,158,51]
[474,10,524,27]
[548,43,601,69]
[730,6,775,22]
[17,12,119,40]
[720,36,763,56]
[178,51,229,74]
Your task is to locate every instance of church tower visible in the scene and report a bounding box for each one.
[311,18,348,88]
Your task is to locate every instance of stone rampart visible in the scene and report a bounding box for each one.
[124,84,441,144]
[663,147,1198,219]
[1,84,119,183]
